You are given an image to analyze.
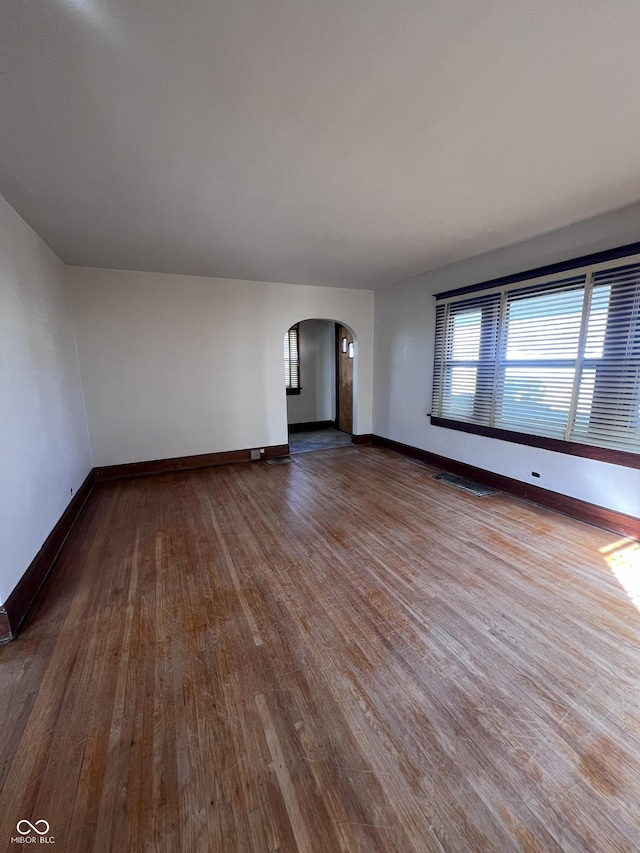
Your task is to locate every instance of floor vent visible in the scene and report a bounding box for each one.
[264,456,293,465]
[431,472,499,497]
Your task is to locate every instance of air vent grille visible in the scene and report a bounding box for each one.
[432,472,498,497]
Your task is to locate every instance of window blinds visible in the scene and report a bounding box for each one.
[432,259,640,454]
[284,326,300,390]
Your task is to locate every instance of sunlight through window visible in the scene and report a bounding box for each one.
[600,539,640,611]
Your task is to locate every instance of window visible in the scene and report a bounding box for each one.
[432,255,640,463]
[284,325,301,394]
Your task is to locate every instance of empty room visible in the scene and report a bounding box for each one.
[2,1,640,850]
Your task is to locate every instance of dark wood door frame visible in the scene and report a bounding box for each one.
[335,323,354,434]
[334,323,340,431]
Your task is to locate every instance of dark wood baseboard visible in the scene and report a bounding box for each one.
[288,420,334,433]
[0,469,96,643]
[264,444,290,459]
[351,433,373,445]
[94,443,290,482]
[372,435,640,540]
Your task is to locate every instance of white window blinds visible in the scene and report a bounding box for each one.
[432,258,640,455]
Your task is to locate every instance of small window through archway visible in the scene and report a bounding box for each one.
[284,324,301,395]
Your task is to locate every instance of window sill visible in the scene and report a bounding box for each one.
[429,416,640,470]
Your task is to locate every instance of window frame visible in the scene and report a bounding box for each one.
[430,244,640,470]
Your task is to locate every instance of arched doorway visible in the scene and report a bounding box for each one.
[283,318,357,454]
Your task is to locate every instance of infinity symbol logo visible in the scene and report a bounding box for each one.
[16,820,50,835]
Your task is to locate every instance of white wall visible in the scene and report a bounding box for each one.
[286,319,336,425]
[0,195,92,604]
[67,267,374,467]
[374,203,640,518]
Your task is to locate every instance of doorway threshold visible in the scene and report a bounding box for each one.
[288,429,352,455]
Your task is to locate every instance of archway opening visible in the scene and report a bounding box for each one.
[283,318,357,454]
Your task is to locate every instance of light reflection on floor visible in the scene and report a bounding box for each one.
[600,538,640,611]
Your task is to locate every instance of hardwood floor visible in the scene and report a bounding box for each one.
[1,446,639,852]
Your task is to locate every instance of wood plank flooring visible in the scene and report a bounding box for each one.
[1,446,640,852]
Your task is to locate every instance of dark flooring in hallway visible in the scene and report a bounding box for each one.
[288,427,352,454]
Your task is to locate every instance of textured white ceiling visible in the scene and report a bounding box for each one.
[1,0,640,288]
